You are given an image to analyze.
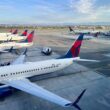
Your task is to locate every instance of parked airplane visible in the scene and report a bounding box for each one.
[68,27,99,34]
[0,34,98,109]
[68,27,99,39]
[72,33,99,40]
[0,30,27,42]
[7,30,28,41]
[0,29,18,37]
[0,31,34,53]
[103,31,110,37]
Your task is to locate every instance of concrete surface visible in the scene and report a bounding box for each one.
[0,29,110,110]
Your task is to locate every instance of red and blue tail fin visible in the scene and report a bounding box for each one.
[12,29,18,34]
[10,29,12,33]
[21,30,28,36]
[22,31,34,43]
[59,34,84,59]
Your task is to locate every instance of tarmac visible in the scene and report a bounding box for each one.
[0,30,110,110]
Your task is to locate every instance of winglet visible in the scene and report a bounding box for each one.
[65,89,86,110]
[23,48,27,55]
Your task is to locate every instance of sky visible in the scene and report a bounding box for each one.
[0,0,110,25]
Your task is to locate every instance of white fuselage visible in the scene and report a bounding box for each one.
[0,34,26,41]
[73,34,94,39]
[0,33,12,36]
[66,34,94,40]
[0,58,73,82]
[0,42,33,51]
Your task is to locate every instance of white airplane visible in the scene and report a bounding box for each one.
[72,33,98,40]
[7,30,28,41]
[68,27,99,40]
[0,30,28,42]
[0,31,34,53]
[0,29,12,36]
[0,29,18,37]
[0,34,98,109]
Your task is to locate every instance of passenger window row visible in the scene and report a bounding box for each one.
[0,65,59,77]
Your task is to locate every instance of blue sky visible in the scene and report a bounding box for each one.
[0,0,110,25]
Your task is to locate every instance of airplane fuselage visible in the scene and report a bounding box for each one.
[0,42,33,51]
[0,33,12,36]
[0,58,73,82]
[0,35,26,41]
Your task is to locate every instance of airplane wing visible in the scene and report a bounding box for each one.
[3,78,71,106]
[2,78,86,109]
[0,46,13,53]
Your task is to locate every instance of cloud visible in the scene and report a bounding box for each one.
[69,0,110,23]
[70,0,96,14]
[0,0,109,25]
[0,5,14,10]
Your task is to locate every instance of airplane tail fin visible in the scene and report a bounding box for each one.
[10,29,12,33]
[69,27,74,32]
[59,34,84,59]
[12,29,18,34]
[21,31,34,43]
[9,46,13,53]
[94,32,99,38]
[21,30,28,36]
[65,89,86,110]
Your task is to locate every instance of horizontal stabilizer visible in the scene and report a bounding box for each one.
[73,57,99,62]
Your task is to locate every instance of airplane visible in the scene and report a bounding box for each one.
[68,27,90,34]
[0,31,34,53]
[0,34,98,109]
[68,27,99,39]
[68,27,99,34]
[0,30,27,42]
[6,30,28,41]
[0,29,18,37]
[103,31,110,37]
[73,33,99,40]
